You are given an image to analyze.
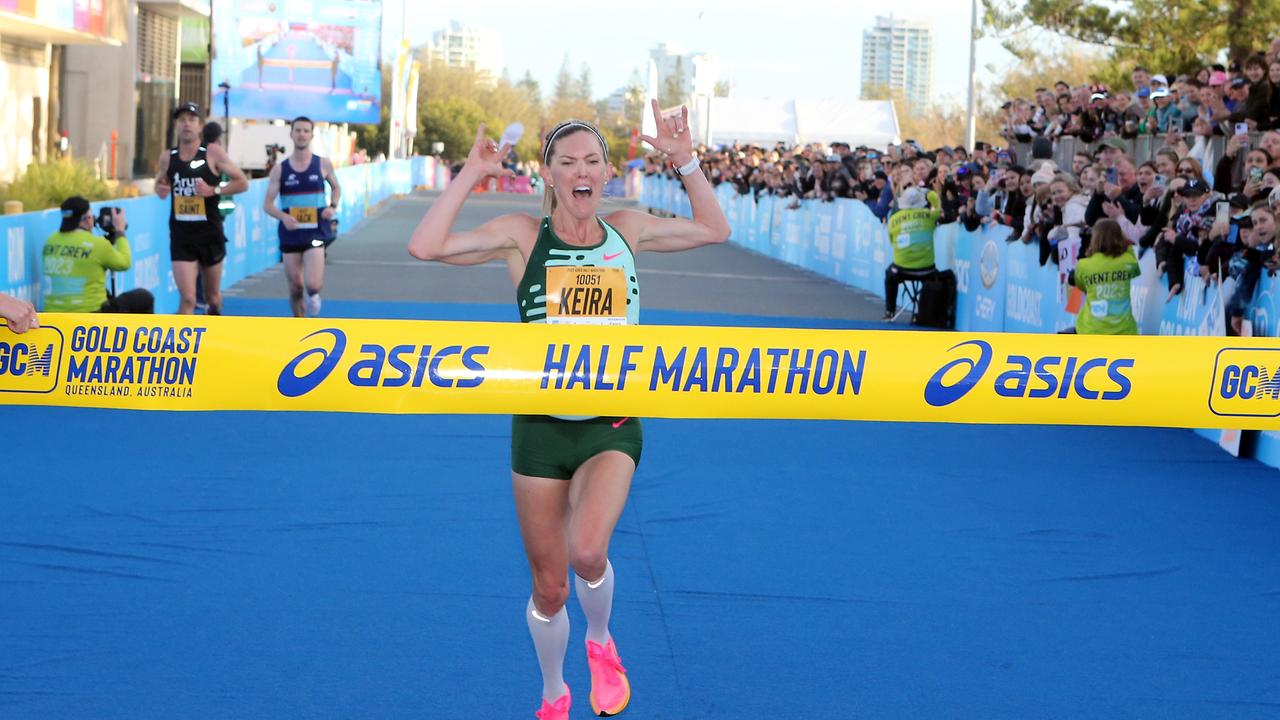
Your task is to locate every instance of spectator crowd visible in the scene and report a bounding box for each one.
[645,47,1280,335]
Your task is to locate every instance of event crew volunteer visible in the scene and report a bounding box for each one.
[1069,218,1141,334]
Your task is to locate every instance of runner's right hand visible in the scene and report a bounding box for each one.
[281,215,300,231]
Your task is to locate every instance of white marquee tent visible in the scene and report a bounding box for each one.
[683,96,901,149]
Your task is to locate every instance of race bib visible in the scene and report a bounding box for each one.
[288,206,319,229]
[545,266,627,325]
[174,194,206,222]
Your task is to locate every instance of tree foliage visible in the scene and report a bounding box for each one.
[983,0,1280,75]
[411,59,639,170]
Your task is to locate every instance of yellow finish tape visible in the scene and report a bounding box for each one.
[2,314,1279,429]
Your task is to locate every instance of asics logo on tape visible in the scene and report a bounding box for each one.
[924,340,992,407]
[277,328,347,397]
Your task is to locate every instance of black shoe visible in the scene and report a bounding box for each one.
[882,310,896,321]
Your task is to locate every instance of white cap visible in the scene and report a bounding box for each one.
[1151,74,1169,87]
[1031,164,1057,186]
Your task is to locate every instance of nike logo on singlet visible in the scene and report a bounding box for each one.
[190,159,206,169]
[602,251,624,261]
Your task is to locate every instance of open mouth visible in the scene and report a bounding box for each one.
[572,185,593,199]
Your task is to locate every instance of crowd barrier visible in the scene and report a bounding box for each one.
[1011,133,1231,173]
[0,156,448,315]
[642,175,1280,468]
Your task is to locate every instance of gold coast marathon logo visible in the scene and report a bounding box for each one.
[1210,347,1280,418]
[0,326,63,394]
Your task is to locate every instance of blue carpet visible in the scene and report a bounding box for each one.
[1,302,1278,719]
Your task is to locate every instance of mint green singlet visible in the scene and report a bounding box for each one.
[516,217,640,325]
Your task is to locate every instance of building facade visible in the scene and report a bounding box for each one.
[1,0,210,184]
[860,15,932,109]
[422,20,503,80]
[649,41,721,105]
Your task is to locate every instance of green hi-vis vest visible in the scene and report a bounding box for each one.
[888,206,939,270]
[1073,248,1141,335]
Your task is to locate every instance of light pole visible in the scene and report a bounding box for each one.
[965,0,978,153]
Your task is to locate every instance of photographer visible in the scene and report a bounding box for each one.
[41,196,154,313]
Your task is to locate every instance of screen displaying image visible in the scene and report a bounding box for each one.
[211,0,382,124]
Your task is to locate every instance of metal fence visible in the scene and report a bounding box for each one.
[1011,133,1235,171]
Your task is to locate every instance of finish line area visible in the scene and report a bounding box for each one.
[2,193,1278,718]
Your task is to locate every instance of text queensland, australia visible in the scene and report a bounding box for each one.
[64,325,206,398]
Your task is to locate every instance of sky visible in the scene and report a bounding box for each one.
[380,0,1018,109]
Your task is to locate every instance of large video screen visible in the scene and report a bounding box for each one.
[211,0,382,124]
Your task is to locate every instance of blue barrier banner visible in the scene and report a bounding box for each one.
[811,200,834,275]
[1159,263,1226,337]
[844,201,882,294]
[780,203,804,268]
[720,184,740,243]
[1004,240,1075,333]
[0,207,60,305]
[952,224,1007,332]
[752,193,771,255]
[830,199,850,283]
[737,192,752,253]
[762,196,783,254]
[1246,271,1280,338]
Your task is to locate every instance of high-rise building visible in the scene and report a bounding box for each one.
[649,42,721,103]
[423,21,503,80]
[860,15,932,108]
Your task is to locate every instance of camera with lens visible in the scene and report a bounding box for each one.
[95,206,123,241]
[266,143,286,166]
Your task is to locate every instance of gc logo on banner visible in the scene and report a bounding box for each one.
[0,326,63,394]
[1210,348,1280,417]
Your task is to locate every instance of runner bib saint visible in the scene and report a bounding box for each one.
[545,266,627,324]
[174,195,206,222]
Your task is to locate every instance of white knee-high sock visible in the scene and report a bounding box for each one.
[574,559,614,645]
[526,597,569,701]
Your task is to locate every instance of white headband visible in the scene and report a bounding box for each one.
[542,121,609,166]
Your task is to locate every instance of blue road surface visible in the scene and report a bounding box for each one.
[2,192,1278,718]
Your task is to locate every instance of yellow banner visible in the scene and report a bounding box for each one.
[3,314,1280,429]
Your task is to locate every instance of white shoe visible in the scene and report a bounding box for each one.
[305,292,322,317]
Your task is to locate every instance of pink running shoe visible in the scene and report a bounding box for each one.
[535,685,571,720]
[586,638,631,716]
